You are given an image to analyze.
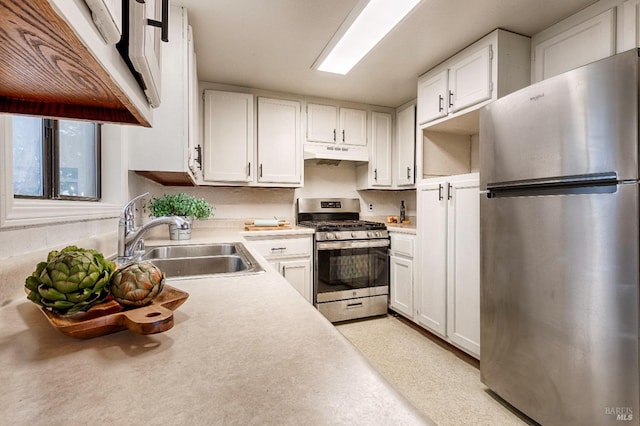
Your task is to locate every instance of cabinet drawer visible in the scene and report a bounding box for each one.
[248,237,311,259]
[390,233,415,258]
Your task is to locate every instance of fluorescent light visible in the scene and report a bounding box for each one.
[314,0,421,75]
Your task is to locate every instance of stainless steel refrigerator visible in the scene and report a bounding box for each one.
[480,49,640,426]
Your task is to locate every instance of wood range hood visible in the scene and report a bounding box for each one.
[0,1,150,126]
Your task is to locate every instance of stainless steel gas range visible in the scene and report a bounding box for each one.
[297,198,389,323]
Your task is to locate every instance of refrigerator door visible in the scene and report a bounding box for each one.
[480,49,639,190]
[481,183,639,425]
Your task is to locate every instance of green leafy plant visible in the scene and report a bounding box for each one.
[147,193,213,220]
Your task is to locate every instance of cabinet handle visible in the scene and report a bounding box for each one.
[271,247,287,252]
[259,163,263,178]
[145,0,170,43]
[407,166,411,180]
[438,184,443,200]
[449,90,454,108]
[248,162,251,177]
[282,266,286,277]
[438,95,443,112]
[194,145,202,169]
[374,168,378,181]
[342,129,345,142]
[333,129,336,142]
[447,182,452,200]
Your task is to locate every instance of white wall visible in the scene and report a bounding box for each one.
[129,161,417,224]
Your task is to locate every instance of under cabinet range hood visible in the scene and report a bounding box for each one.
[303,142,369,163]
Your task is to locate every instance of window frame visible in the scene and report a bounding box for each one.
[1,115,124,229]
[13,118,102,202]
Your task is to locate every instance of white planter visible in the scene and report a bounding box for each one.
[169,216,194,240]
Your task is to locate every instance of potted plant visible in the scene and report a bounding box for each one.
[147,193,214,240]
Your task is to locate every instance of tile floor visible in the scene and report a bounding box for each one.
[335,314,536,426]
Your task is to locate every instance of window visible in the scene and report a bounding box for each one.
[12,117,101,201]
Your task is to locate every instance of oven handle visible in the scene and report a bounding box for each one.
[316,239,390,250]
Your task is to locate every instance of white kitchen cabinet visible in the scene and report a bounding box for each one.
[448,45,492,113]
[129,6,198,185]
[256,97,302,184]
[623,0,640,50]
[244,234,313,303]
[389,232,415,318]
[202,90,254,183]
[356,104,415,190]
[369,112,393,187]
[202,93,302,187]
[395,102,416,187]
[417,71,448,124]
[416,173,480,358]
[306,103,367,146]
[417,29,530,130]
[531,3,620,83]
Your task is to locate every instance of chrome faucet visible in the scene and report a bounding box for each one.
[117,192,191,265]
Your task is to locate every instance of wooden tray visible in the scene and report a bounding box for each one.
[38,285,189,339]
[244,220,291,231]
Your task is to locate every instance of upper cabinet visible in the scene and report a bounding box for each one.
[395,102,416,187]
[201,90,302,187]
[0,0,152,126]
[202,90,254,184]
[129,6,198,186]
[305,103,368,161]
[531,0,624,83]
[256,97,302,184]
[417,29,530,133]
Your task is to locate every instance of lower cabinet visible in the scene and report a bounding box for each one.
[389,232,415,318]
[244,234,313,303]
[391,173,480,359]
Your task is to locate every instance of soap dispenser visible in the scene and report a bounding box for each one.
[400,200,406,223]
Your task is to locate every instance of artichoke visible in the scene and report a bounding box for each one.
[110,261,165,307]
[25,246,115,314]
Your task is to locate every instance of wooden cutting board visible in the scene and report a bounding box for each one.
[244,220,291,231]
[38,284,189,339]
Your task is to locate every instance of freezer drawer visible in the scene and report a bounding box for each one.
[480,48,639,189]
[480,183,639,426]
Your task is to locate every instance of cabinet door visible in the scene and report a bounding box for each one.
[307,103,337,143]
[449,45,492,113]
[202,90,254,183]
[257,97,301,184]
[395,104,415,186]
[339,108,367,146]
[446,178,480,357]
[128,6,191,177]
[280,259,312,303]
[370,112,392,187]
[416,181,448,337]
[417,70,448,124]
[532,8,616,82]
[623,0,640,50]
[390,255,413,318]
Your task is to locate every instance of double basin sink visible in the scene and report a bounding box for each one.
[142,242,264,279]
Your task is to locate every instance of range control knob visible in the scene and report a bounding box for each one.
[326,233,335,240]
[351,232,358,238]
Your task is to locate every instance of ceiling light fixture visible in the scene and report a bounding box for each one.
[313,0,421,75]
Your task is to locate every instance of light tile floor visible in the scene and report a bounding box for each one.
[335,314,535,426]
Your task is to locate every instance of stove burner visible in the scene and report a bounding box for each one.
[298,220,387,232]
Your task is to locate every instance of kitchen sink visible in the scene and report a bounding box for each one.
[143,243,238,259]
[142,242,264,279]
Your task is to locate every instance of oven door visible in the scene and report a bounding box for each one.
[315,239,389,303]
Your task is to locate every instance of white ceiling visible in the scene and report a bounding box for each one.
[172,0,597,108]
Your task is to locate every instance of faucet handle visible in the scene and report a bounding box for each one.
[121,192,150,220]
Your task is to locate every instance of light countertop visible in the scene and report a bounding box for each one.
[0,228,432,425]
